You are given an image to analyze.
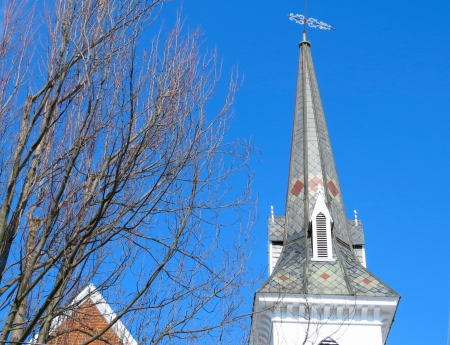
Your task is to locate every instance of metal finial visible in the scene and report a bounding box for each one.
[316,184,325,196]
[288,13,337,31]
[271,206,274,222]
[354,210,358,225]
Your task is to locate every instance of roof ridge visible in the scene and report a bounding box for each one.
[48,284,138,345]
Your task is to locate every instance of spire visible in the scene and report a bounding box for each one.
[258,34,398,300]
[249,17,399,345]
[284,36,353,246]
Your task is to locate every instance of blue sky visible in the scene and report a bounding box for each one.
[160,1,450,343]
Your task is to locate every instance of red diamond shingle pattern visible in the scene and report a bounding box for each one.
[308,177,323,192]
[291,180,304,196]
[327,181,339,197]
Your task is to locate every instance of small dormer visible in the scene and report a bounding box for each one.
[311,186,334,261]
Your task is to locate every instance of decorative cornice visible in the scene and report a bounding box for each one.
[251,293,399,344]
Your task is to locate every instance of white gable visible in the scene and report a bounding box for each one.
[48,284,137,345]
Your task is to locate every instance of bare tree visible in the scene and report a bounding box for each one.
[0,0,255,344]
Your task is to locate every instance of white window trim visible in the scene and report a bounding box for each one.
[311,186,334,261]
[311,256,336,262]
[268,240,273,275]
[269,241,283,274]
[361,246,366,267]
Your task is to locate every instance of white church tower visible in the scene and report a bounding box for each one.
[249,17,400,345]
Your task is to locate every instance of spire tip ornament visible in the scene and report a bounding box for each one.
[316,184,325,197]
[288,13,336,31]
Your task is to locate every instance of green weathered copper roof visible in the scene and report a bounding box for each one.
[260,38,398,298]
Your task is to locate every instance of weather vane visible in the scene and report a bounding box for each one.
[289,0,335,34]
[288,13,336,31]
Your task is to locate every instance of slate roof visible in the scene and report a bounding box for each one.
[268,217,366,247]
[259,237,397,297]
[348,220,365,245]
[284,40,352,247]
[268,216,285,241]
[259,39,398,299]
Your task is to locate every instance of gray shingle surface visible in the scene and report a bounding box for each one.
[283,42,353,247]
[338,242,397,297]
[268,216,285,241]
[259,41,398,299]
[259,241,307,294]
[347,220,365,245]
[259,236,398,297]
[307,260,350,295]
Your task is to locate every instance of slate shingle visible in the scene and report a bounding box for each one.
[258,41,398,299]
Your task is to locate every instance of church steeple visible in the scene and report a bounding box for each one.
[285,34,352,248]
[250,14,399,345]
[262,30,397,299]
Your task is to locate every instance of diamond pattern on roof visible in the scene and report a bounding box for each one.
[280,40,354,247]
[259,241,306,294]
[291,180,304,196]
[337,242,398,297]
[327,180,339,197]
[308,177,323,192]
[283,57,307,243]
[259,236,398,298]
[347,220,365,245]
[321,273,330,280]
[307,260,350,295]
[268,216,285,241]
[257,43,399,300]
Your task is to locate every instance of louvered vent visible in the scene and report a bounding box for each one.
[316,213,328,258]
[271,241,283,273]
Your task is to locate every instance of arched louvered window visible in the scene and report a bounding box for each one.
[315,213,328,258]
[319,337,339,345]
[311,188,333,261]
